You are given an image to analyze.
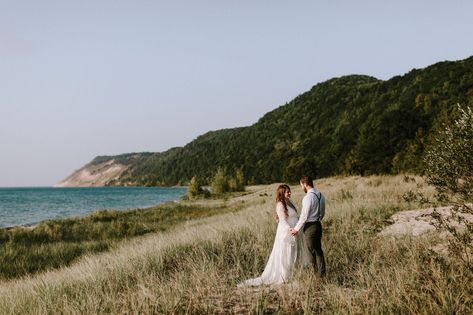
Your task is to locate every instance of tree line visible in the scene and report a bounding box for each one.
[83,56,473,186]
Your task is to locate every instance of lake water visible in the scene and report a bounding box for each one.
[0,186,187,228]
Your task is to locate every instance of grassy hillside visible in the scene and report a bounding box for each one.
[0,201,238,280]
[76,56,473,186]
[2,175,470,314]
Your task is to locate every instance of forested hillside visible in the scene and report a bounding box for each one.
[68,56,473,186]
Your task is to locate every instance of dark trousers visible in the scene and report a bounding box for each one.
[303,221,326,278]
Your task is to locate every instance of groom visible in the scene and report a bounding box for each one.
[289,175,326,278]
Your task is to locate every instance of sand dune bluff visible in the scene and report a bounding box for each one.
[55,159,128,187]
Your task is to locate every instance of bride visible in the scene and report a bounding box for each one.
[238,184,308,287]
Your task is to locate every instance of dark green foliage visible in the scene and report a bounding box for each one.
[424,104,473,267]
[0,203,231,280]
[89,153,154,168]
[425,105,473,202]
[86,56,473,185]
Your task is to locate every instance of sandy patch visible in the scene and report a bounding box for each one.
[379,205,473,237]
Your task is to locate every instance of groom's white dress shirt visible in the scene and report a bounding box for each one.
[294,188,325,232]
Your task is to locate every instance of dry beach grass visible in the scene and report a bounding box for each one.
[0,175,471,314]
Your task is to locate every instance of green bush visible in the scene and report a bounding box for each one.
[425,104,473,202]
[187,176,211,199]
[211,168,230,195]
[424,104,473,266]
[211,168,245,195]
[188,176,203,199]
[234,168,245,192]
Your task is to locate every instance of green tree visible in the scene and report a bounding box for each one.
[211,168,229,195]
[424,104,473,266]
[235,168,245,191]
[188,176,203,199]
[425,105,473,202]
[229,168,245,192]
[76,56,473,186]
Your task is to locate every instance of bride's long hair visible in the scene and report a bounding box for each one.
[275,184,296,220]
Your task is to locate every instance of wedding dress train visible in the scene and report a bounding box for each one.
[238,201,308,287]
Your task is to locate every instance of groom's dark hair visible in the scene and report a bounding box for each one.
[300,175,314,187]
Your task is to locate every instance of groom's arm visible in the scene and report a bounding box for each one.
[294,196,310,232]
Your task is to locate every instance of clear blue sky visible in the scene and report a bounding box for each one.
[1,1,473,187]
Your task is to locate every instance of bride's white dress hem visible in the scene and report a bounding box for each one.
[238,201,308,287]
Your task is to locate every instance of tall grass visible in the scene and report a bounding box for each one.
[0,203,235,280]
[0,175,471,314]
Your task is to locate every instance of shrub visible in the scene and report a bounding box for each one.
[234,168,245,192]
[211,168,245,195]
[211,168,230,195]
[188,176,203,199]
[425,104,473,202]
[424,104,473,265]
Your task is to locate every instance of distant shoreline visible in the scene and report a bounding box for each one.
[1,198,184,231]
[3,222,38,231]
[0,186,187,230]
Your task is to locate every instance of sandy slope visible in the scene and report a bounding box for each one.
[55,159,128,187]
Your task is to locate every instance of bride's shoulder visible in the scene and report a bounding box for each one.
[275,201,286,211]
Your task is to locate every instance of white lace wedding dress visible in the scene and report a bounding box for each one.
[238,201,308,287]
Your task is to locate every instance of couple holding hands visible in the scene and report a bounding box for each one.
[239,175,326,287]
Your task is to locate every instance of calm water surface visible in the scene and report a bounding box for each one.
[0,186,187,228]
